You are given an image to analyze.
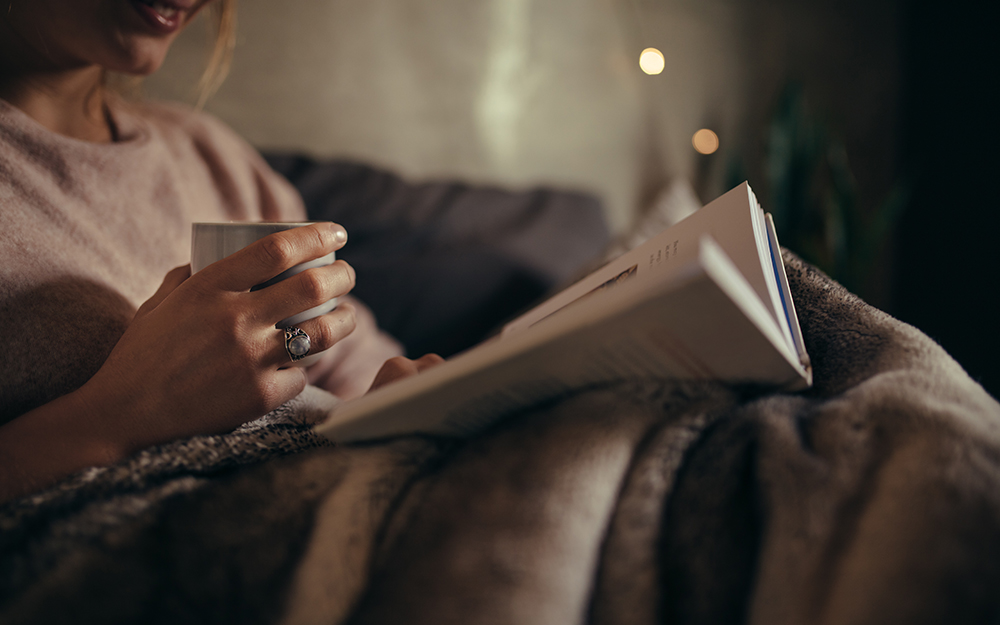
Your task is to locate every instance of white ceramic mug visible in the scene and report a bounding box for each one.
[191,222,337,366]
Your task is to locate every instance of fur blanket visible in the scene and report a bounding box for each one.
[2,252,999,625]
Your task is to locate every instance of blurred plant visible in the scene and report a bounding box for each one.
[731,83,908,299]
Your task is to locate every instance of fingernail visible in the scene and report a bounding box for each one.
[333,225,348,244]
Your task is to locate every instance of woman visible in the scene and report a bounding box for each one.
[0,0,439,503]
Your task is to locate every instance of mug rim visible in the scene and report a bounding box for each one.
[192,221,319,227]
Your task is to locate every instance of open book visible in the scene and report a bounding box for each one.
[316,182,812,442]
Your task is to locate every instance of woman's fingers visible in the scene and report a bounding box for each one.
[202,223,348,292]
[251,260,355,327]
[413,353,446,371]
[368,357,418,392]
[368,353,445,392]
[271,303,358,367]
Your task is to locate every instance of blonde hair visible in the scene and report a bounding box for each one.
[196,0,237,108]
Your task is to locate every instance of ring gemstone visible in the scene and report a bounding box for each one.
[284,326,312,362]
[288,334,311,357]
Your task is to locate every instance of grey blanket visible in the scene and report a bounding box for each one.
[2,251,998,624]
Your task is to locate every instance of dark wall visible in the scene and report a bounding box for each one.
[895,1,1000,398]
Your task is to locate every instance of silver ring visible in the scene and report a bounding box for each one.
[284,326,312,362]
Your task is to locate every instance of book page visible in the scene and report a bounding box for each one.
[317,237,809,442]
[501,182,778,337]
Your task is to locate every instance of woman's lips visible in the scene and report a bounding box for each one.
[130,0,191,34]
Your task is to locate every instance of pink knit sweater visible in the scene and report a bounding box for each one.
[0,97,401,425]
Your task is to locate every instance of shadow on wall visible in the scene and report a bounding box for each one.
[147,0,642,232]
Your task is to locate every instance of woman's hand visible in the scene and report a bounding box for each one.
[0,223,359,503]
[82,222,358,454]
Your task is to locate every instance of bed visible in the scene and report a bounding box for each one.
[2,157,998,624]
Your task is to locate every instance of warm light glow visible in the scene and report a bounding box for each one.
[639,48,665,75]
[692,128,720,155]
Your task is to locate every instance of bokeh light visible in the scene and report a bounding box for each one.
[639,48,665,75]
[692,128,720,155]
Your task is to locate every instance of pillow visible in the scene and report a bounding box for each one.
[265,154,611,357]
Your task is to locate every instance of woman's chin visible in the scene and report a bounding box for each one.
[105,45,171,78]
[128,60,166,77]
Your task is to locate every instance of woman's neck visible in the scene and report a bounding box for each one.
[0,12,112,144]
[0,66,113,143]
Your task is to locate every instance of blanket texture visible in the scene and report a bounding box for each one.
[2,252,999,625]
